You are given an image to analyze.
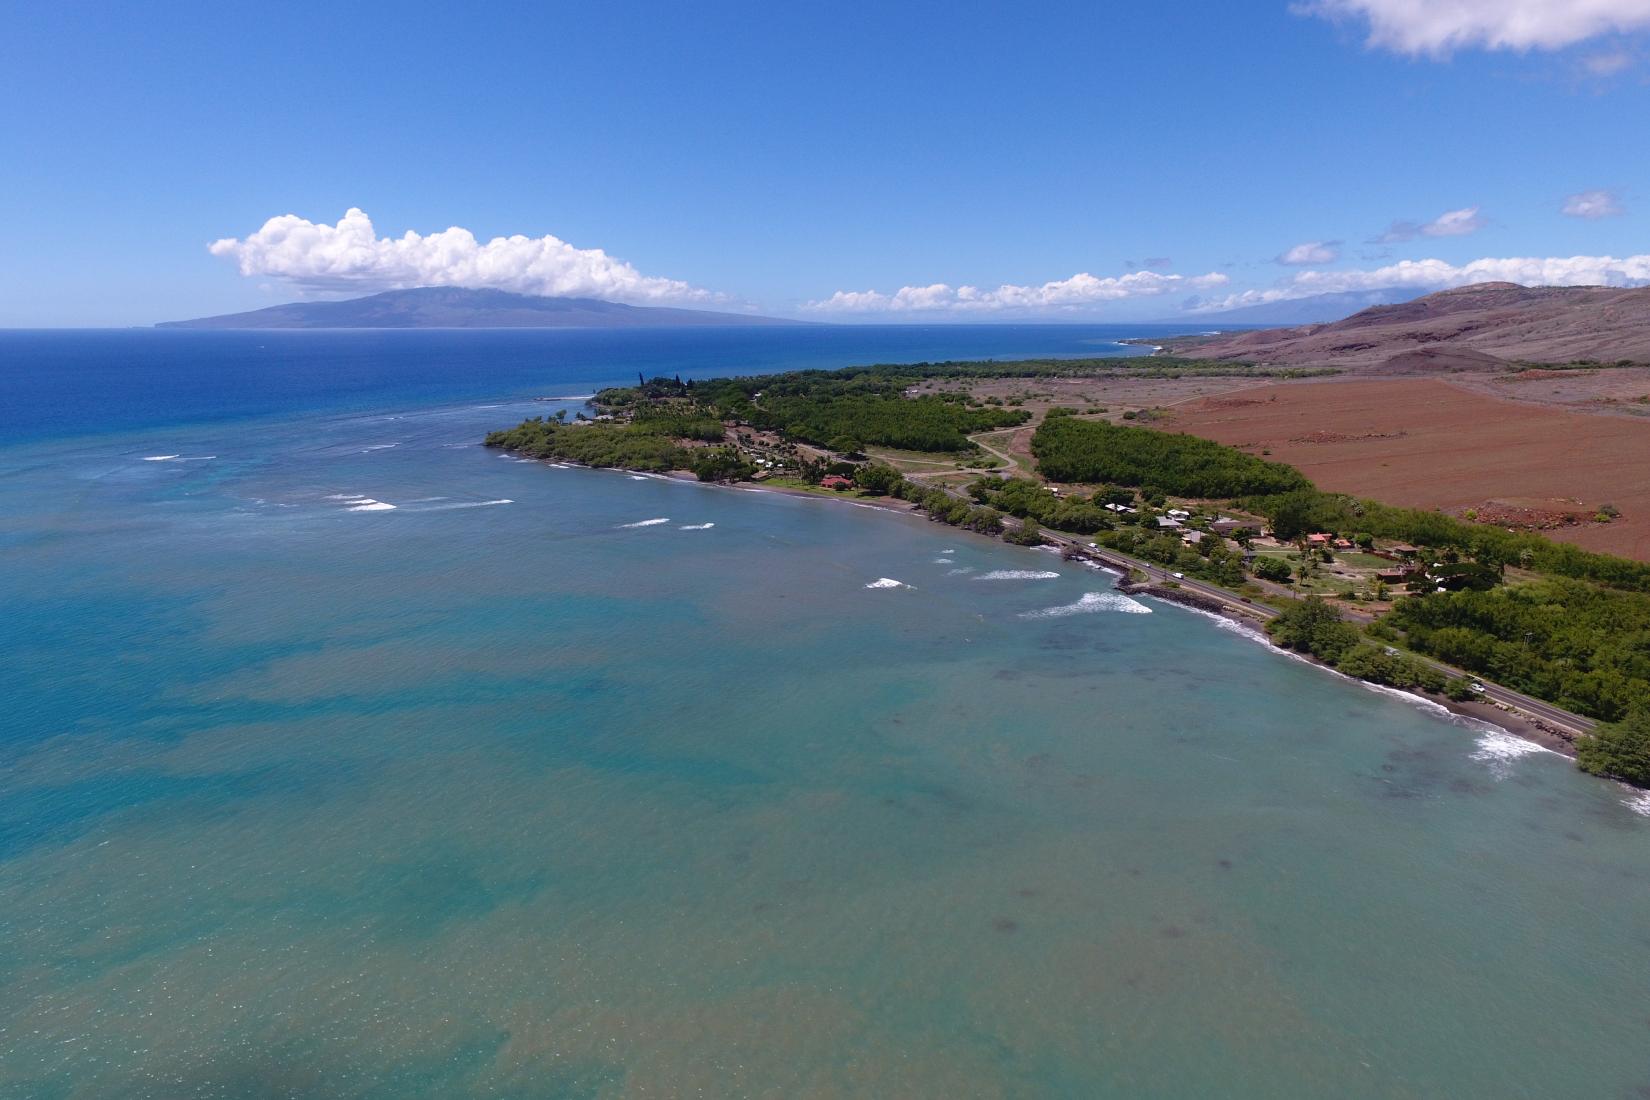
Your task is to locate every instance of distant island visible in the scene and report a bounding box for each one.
[157,286,806,329]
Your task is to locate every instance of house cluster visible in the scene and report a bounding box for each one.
[1155,510,1258,550]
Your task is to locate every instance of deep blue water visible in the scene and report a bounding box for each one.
[0,324,1174,443]
[3,327,1649,1098]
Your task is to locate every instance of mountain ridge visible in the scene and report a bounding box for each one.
[1164,282,1650,369]
[158,286,806,329]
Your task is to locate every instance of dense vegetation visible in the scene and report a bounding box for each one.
[483,416,754,482]
[1267,598,1455,694]
[1384,580,1650,721]
[1031,415,1311,497]
[600,369,1028,452]
[483,416,689,472]
[1576,708,1650,786]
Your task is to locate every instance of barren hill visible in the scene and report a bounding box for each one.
[1168,283,1650,370]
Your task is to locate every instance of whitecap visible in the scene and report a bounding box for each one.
[411,499,513,511]
[1622,790,1650,818]
[1470,728,1559,779]
[679,522,715,530]
[628,475,649,481]
[933,558,955,564]
[973,570,1060,581]
[142,455,179,462]
[946,567,976,575]
[618,517,670,528]
[326,493,368,501]
[865,578,909,589]
[359,443,399,453]
[347,500,396,512]
[1021,592,1152,618]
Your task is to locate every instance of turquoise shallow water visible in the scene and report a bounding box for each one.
[3,332,1650,1097]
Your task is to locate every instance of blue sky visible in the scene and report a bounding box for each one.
[2,1,1647,325]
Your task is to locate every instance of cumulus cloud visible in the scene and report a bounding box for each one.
[1562,188,1627,218]
[208,208,717,303]
[1196,251,1650,311]
[1297,0,1650,55]
[804,269,1230,315]
[1375,206,1486,242]
[1277,240,1341,265]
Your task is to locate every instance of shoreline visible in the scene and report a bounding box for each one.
[535,454,1578,759]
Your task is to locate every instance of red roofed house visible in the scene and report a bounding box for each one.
[1306,533,1333,546]
[820,475,855,490]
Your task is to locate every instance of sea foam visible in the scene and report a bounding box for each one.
[410,499,513,511]
[347,500,396,512]
[974,570,1060,581]
[1021,592,1152,618]
[865,578,909,589]
[1470,728,1558,779]
[142,455,179,462]
[679,523,715,530]
[618,518,670,528]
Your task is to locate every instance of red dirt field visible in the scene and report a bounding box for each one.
[1165,379,1650,561]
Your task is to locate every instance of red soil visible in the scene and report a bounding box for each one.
[1167,379,1650,561]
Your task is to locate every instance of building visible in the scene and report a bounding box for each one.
[1306,533,1333,546]
[1182,529,1205,545]
[1156,516,1183,530]
[820,475,855,490]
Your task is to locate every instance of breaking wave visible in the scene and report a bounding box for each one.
[1020,592,1152,618]
[618,517,670,528]
[973,570,1060,581]
[679,523,715,530]
[1470,728,1559,779]
[410,499,513,512]
[347,500,396,512]
[865,578,908,589]
[142,455,179,462]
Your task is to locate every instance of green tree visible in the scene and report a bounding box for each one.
[854,463,903,495]
[1576,708,1650,787]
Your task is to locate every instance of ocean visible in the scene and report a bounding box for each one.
[2,327,1648,1098]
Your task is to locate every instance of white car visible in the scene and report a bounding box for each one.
[1170,572,1184,579]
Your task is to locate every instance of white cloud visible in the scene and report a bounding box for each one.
[1562,189,1627,218]
[209,208,717,303]
[804,269,1230,315]
[1196,251,1650,310]
[1278,240,1341,265]
[1582,47,1637,73]
[1298,0,1650,55]
[1376,206,1487,242]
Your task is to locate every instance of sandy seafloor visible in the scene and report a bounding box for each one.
[3,328,1650,1098]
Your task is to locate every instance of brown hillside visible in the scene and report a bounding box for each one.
[1172,282,1650,369]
